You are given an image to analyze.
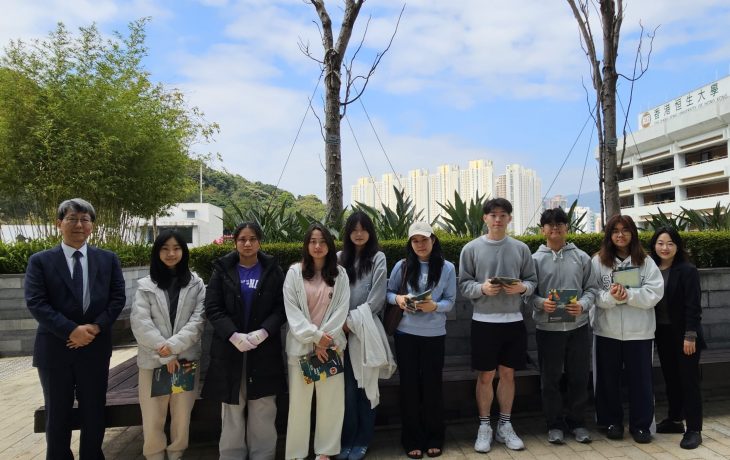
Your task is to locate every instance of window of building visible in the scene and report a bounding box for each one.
[684,144,728,166]
[642,189,675,205]
[619,195,634,209]
[186,210,197,219]
[685,181,729,200]
[618,168,633,182]
[146,226,194,244]
[641,158,674,176]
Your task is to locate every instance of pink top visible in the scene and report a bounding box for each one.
[303,271,333,327]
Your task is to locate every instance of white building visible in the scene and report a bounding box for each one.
[460,160,495,203]
[573,206,597,233]
[406,169,431,221]
[138,203,223,248]
[617,76,730,225]
[1,202,223,248]
[350,159,540,233]
[505,164,542,234]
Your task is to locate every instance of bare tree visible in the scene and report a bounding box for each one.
[302,0,402,227]
[567,0,654,222]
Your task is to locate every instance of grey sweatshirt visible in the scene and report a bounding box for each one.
[531,243,598,332]
[459,236,537,316]
[338,251,388,315]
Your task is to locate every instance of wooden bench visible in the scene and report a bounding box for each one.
[34,348,730,434]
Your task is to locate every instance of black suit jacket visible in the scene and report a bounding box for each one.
[24,244,126,367]
[661,261,707,350]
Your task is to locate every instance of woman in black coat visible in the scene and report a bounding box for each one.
[649,226,706,450]
[202,222,286,460]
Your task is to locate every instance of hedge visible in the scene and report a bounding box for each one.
[4,232,730,282]
[189,231,730,284]
[0,239,150,274]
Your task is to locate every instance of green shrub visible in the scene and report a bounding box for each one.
[4,231,730,279]
[0,238,149,274]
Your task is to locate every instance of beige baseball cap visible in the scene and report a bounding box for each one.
[408,221,433,238]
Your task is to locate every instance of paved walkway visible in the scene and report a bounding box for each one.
[2,347,730,459]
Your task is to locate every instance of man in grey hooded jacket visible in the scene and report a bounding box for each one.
[531,207,598,445]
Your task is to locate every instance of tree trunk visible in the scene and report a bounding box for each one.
[600,0,621,219]
[324,49,344,227]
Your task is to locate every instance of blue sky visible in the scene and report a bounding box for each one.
[3,0,730,205]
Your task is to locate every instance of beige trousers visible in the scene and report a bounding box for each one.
[138,367,199,460]
[219,360,278,460]
[285,363,345,459]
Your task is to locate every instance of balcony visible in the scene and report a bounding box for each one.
[685,181,729,200]
[685,144,727,167]
[642,189,675,206]
[641,158,674,177]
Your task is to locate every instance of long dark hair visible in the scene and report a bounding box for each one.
[301,223,340,287]
[598,214,646,267]
[339,211,379,284]
[405,234,445,292]
[649,226,689,266]
[150,230,192,289]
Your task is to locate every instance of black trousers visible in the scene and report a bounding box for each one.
[536,325,592,430]
[38,357,110,460]
[655,325,703,431]
[394,333,445,452]
[594,336,654,433]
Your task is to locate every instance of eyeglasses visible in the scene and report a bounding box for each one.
[236,237,259,244]
[63,217,92,225]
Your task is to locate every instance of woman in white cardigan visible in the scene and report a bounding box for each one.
[283,223,350,460]
[131,230,206,460]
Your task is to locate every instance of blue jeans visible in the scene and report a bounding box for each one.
[341,348,377,450]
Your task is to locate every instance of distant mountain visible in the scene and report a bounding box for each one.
[183,166,326,230]
[564,190,601,211]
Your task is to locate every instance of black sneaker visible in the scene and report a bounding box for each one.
[656,418,685,434]
[632,429,651,444]
[680,431,702,450]
[606,424,624,440]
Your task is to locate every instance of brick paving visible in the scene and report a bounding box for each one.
[2,347,730,459]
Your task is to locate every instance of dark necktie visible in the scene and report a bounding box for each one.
[72,251,84,309]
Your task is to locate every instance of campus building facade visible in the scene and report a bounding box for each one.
[616,76,730,225]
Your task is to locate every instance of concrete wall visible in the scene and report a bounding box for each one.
[0,266,148,357]
[3,266,730,357]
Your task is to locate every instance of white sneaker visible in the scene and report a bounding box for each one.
[474,424,493,453]
[495,422,525,450]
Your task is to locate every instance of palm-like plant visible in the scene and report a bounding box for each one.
[566,199,588,233]
[681,202,730,231]
[353,187,424,240]
[437,191,486,238]
[225,199,338,242]
[646,207,689,232]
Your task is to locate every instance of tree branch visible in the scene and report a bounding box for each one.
[341,4,405,109]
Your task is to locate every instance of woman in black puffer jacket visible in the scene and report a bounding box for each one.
[202,222,286,460]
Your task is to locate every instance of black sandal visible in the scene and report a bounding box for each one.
[426,448,442,458]
[406,450,423,459]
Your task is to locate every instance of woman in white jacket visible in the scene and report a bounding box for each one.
[284,223,350,460]
[131,230,206,460]
[591,215,663,445]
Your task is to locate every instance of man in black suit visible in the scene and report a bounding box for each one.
[25,198,126,460]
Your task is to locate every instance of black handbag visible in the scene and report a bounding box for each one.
[383,260,408,336]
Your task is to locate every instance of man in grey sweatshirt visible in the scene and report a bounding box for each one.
[459,198,537,453]
[530,207,598,446]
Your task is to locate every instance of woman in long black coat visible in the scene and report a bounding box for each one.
[649,226,706,450]
[202,222,286,460]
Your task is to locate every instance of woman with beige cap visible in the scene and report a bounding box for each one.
[386,222,456,459]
